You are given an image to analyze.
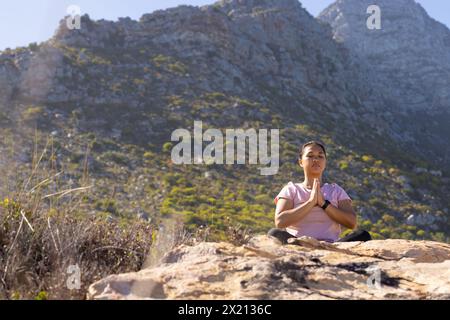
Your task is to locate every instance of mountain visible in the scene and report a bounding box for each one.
[0,0,449,245]
[318,0,450,169]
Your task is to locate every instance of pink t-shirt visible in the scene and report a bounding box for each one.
[274,182,352,242]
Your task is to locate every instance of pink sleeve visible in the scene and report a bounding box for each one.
[274,182,295,205]
[336,184,352,202]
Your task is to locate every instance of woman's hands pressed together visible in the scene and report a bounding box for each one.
[316,179,326,208]
[307,178,318,205]
[308,178,325,208]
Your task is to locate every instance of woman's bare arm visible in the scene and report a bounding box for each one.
[322,199,357,230]
[274,198,316,229]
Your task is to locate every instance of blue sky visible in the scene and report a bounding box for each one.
[1,0,449,50]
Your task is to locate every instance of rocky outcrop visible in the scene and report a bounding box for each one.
[87,236,450,299]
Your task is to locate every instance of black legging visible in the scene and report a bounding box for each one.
[267,228,372,244]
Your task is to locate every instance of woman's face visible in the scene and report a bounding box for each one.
[299,144,327,175]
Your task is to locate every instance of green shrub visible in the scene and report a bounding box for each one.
[22,106,45,122]
[382,214,396,224]
[368,198,389,211]
[163,142,173,153]
[416,230,425,237]
[103,151,128,165]
[35,291,48,300]
[95,198,118,215]
[153,54,171,65]
[371,232,383,240]
[339,161,349,171]
[361,220,372,229]
[29,42,40,52]
[400,231,413,239]
[168,62,188,75]
[204,92,227,102]
[167,95,186,107]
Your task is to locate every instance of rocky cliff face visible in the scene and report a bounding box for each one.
[0,0,395,138]
[1,0,445,166]
[87,235,450,299]
[319,0,450,114]
[318,0,450,168]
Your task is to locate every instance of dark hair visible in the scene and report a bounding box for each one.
[298,141,327,160]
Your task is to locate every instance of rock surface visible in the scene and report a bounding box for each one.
[87,235,450,299]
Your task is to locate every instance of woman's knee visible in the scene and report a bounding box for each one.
[360,230,372,241]
[338,229,372,242]
[267,228,294,244]
[354,229,372,241]
[267,228,281,237]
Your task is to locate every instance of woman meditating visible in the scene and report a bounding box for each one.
[268,141,371,244]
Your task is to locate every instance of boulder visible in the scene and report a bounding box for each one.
[87,235,450,300]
